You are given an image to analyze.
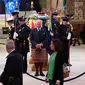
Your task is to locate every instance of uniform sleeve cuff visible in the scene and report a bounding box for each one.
[56,80,60,82]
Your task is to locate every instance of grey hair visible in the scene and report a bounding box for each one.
[6,40,15,49]
[36,19,42,25]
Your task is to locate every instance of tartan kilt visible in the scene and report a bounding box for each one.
[31,48,48,62]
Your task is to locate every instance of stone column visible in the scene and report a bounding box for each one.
[52,0,56,10]
[57,0,63,11]
[46,0,52,10]
[51,0,63,11]
[40,0,46,8]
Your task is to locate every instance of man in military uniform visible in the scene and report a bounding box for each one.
[7,10,19,40]
[11,10,19,30]
[51,12,60,39]
[58,16,71,66]
[13,16,31,73]
[0,40,23,85]
[6,17,14,40]
[65,14,74,45]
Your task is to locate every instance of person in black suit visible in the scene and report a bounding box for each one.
[46,39,64,85]
[30,19,48,76]
[0,40,23,85]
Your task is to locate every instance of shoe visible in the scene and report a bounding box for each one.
[40,72,45,76]
[73,44,75,46]
[78,43,80,46]
[34,72,39,76]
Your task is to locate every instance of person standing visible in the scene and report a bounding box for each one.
[30,19,48,76]
[11,10,20,30]
[58,16,71,66]
[46,39,64,85]
[51,12,60,39]
[8,11,19,40]
[13,16,31,73]
[6,17,14,40]
[0,40,23,85]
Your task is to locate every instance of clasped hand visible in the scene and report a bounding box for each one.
[36,43,43,49]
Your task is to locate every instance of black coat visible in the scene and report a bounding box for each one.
[58,24,70,64]
[53,52,64,85]
[0,50,23,85]
[30,28,48,48]
[58,24,68,43]
[9,27,15,40]
[58,24,69,51]
[9,24,31,54]
[51,16,60,39]
[16,24,31,54]
[14,18,19,28]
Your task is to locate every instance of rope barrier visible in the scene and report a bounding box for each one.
[26,72,85,82]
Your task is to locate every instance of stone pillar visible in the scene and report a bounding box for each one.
[46,0,52,10]
[67,0,85,21]
[66,0,85,44]
[40,0,46,8]
[52,0,56,10]
[57,0,63,11]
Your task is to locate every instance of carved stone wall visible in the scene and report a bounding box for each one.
[67,0,85,22]
[67,0,85,42]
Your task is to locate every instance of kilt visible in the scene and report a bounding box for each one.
[31,48,48,62]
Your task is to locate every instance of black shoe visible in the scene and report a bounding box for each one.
[78,43,80,46]
[40,72,45,76]
[34,72,39,76]
[73,44,75,46]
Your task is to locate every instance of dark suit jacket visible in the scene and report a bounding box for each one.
[30,28,48,48]
[0,50,23,85]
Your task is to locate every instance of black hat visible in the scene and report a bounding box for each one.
[52,12,58,16]
[11,10,19,16]
[65,14,74,18]
[62,16,70,21]
[19,16,27,21]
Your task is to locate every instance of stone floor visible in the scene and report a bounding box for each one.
[0,43,85,85]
